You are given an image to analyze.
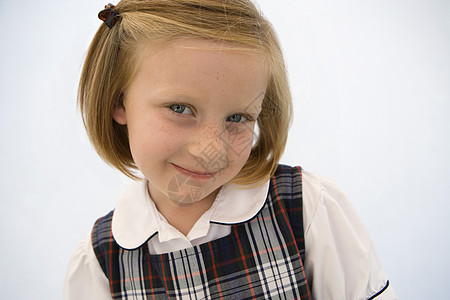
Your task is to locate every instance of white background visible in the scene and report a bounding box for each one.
[0,0,448,299]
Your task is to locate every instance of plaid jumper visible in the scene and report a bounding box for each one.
[92,165,312,299]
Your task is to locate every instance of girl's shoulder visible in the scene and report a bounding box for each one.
[297,168,398,299]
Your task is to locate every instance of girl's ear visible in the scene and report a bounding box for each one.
[112,104,127,125]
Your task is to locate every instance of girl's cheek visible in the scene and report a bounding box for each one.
[223,123,255,157]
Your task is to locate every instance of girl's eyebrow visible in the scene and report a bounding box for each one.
[154,90,264,110]
[152,89,192,98]
[150,90,200,103]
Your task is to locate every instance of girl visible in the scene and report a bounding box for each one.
[64,1,398,299]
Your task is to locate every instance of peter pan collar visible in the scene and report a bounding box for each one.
[111,179,270,250]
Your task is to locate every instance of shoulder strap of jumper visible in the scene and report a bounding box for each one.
[271,164,306,262]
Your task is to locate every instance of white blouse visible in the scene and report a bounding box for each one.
[63,170,398,300]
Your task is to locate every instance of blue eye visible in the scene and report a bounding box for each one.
[227,114,247,123]
[170,104,192,115]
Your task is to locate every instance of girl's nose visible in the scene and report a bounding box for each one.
[186,123,229,172]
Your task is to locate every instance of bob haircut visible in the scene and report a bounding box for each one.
[79,0,293,185]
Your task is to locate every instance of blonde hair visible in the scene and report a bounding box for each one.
[79,0,293,185]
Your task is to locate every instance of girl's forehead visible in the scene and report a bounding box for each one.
[125,38,269,108]
[132,38,269,81]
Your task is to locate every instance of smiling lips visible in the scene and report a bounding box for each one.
[172,163,218,179]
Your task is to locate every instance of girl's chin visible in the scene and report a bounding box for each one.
[165,172,215,207]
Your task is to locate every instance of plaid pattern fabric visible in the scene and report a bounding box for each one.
[92,165,312,299]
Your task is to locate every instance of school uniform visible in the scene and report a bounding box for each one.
[63,165,398,299]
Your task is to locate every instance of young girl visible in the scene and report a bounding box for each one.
[64,1,397,299]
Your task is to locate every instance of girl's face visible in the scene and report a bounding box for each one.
[113,38,268,207]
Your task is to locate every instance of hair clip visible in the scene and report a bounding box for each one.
[98,3,120,29]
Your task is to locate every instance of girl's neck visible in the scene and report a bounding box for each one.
[149,185,219,236]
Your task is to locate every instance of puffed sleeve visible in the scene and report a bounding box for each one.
[302,171,398,300]
[63,233,112,300]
